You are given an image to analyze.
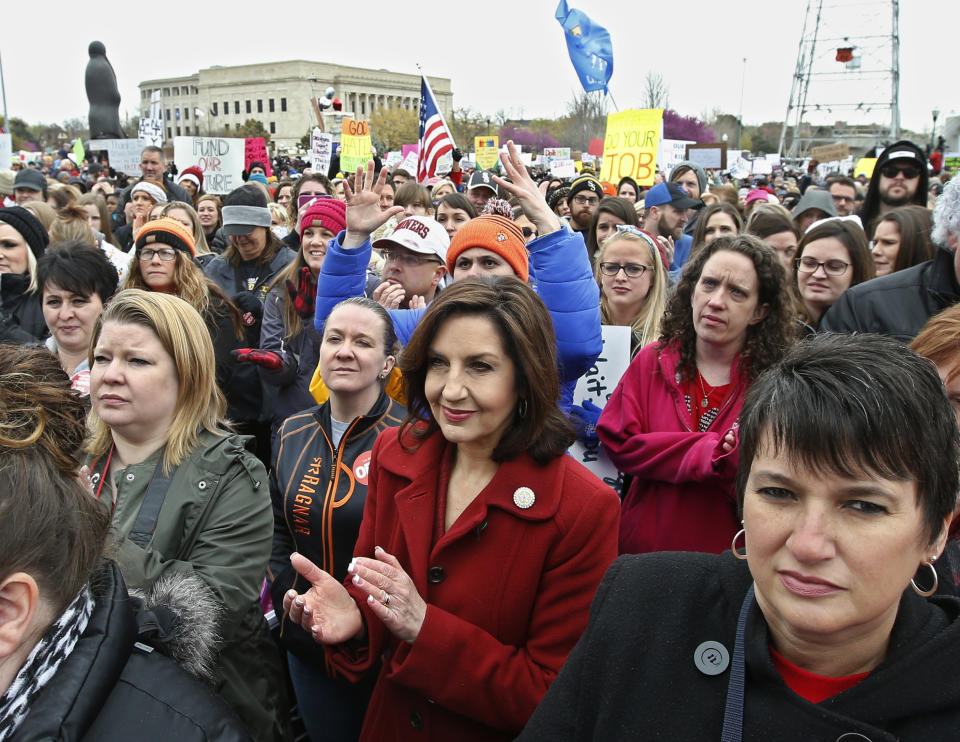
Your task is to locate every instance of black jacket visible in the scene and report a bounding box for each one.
[858,140,930,235]
[519,551,960,741]
[12,561,252,741]
[269,392,404,663]
[819,246,960,340]
[0,273,45,343]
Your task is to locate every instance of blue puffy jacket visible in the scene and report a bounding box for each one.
[313,228,602,411]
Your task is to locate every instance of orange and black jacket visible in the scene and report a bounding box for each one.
[268,391,404,664]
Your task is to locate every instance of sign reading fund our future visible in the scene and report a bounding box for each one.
[174,137,245,194]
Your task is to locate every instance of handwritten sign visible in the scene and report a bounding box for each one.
[549,158,577,178]
[543,147,571,163]
[138,118,163,147]
[311,128,333,175]
[173,136,244,194]
[599,109,663,186]
[658,138,696,175]
[244,137,272,178]
[943,153,960,175]
[685,142,727,170]
[340,118,372,173]
[0,134,11,168]
[475,136,500,171]
[87,139,142,176]
[811,142,850,163]
[385,150,402,170]
[401,143,419,160]
[568,325,633,494]
[399,150,419,176]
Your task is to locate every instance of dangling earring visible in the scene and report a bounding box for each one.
[911,558,939,597]
[731,522,747,560]
[517,398,528,418]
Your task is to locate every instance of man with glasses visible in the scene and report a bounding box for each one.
[858,141,929,237]
[372,216,449,307]
[566,175,604,234]
[821,173,960,339]
[826,175,858,217]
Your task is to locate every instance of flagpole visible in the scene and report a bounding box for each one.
[606,91,619,113]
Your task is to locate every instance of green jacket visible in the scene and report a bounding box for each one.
[88,431,288,741]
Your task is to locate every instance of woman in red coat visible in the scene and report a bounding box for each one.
[283,276,620,741]
[597,235,796,554]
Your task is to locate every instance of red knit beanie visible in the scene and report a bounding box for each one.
[298,197,346,236]
[446,215,529,281]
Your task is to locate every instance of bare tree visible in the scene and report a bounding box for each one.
[641,71,670,110]
[556,91,609,150]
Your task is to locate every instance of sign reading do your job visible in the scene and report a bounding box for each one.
[598,108,664,186]
[173,136,245,194]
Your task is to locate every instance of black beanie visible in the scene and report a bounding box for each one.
[0,206,49,259]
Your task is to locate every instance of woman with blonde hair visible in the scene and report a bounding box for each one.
[77,191,119,248]
[84,289,288,741]
[197,193,226,252]
[594,226,668,357]
[50,203,130,280]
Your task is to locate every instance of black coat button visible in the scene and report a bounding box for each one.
[427,566,446,584]
[409,710,424,729]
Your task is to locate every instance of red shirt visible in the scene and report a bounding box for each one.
[770,647,869,703]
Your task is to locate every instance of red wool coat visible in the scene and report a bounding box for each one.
[328,427,620,742]
[597,341,743,555]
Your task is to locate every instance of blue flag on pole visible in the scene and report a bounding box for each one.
[554,0,613,94]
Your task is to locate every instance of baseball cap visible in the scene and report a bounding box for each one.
[644,182,698,210]
[13,168,46,193]
[468,170,498,196]
[373,216,450,261]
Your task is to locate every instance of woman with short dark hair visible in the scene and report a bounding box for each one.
[283,277,620,741]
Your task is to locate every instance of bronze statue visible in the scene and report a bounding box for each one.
[85,41,125,139]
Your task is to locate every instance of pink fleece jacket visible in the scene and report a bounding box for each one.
[597,341,743,554]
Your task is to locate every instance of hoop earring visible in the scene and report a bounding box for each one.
[911,561,939,597]
[517,398,528,418]
[731,528,747,560]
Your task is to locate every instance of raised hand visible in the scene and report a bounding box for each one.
[492,140,560,235]
[342,161,404,248]
[283,552,365,644]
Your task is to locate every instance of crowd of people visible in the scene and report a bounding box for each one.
[2,132,960,741]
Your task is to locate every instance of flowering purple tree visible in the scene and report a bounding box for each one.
[499,125,559,151]
[663,110,715,143]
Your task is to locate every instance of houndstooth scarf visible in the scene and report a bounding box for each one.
[0,586,94,741]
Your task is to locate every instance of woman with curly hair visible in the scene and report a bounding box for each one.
[598,234,796,554]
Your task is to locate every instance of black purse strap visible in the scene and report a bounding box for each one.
[720,583,755,742]
[129,451,173,548]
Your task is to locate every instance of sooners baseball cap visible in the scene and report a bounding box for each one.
[373,216,450,261]
[644,182,699,210]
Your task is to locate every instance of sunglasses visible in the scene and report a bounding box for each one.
[880,165,921,179]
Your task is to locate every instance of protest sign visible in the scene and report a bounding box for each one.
[475,136,500,170]
[685,142,727,170]
[811,142,850,162]
[310,129,333,175]
[401,143,418,160]
[385,150,402,170]
[588,138,604,157]
[399,150,419,175]
[173,136,244,194]
[658,138,696,175]
[765,152,782,168]
[751,158,773,175]
[244,138,272,178]
[598,109,663,186]
[0,134,11,167]
[543,147,571,163]
[854,157,877,178]
[550,158,577,178]
[568,325,632,495]
[340,118,372,173]
[943,153,960,175]
[138,118,163,147]
[87,139,142,176]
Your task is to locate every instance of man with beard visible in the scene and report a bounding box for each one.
[565,175,604,234]
[643,182,698,269]
[858,141,928,238]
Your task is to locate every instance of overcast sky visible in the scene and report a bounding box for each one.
[2,0,955,139]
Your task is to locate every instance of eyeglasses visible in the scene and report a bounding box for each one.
[599,262,652,278]
[880,165,921,179]
[521,227,536,238]
[381,249,441,268]
[572,194,600,207]
[139,247,178,262]
[796,256,850,275]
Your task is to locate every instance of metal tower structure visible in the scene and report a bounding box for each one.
[778,0,900,158]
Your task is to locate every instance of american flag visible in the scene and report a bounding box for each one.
[417,75,455,182]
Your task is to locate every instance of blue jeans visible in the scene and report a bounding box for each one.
[286,651,369,742]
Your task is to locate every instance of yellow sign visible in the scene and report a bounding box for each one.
[341,118,373,173]
[854,157,877,178]
[598,108,663,186]
[474,136,500,171]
